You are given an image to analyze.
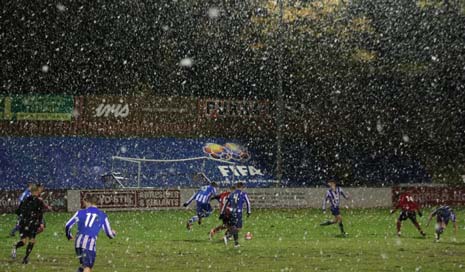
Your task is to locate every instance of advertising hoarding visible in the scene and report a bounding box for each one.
[80,189,181,210]
[392,186,465,206]
[0,95,74,121]
[0,190,67,213]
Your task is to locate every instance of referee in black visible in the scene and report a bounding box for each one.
[11,184,47,264]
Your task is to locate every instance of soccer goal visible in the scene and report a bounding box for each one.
[110,155,236,188]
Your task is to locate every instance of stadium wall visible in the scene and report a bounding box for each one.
[5,186,465,213]
[181,187,392,209]
[65,187,392,212]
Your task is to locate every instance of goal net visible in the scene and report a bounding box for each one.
[109,155,236,188]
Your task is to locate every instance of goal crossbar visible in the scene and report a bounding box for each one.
[110,155,236,188]
[112,155,237,164]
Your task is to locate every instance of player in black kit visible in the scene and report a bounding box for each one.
[11,184,48,264]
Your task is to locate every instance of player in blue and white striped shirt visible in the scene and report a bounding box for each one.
[220,182,251,248]
[65,194,116,272]
[426,205,457,241]
[183,182,218,230]
[320,179,349,236]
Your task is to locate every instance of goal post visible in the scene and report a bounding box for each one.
[110,155,236,188]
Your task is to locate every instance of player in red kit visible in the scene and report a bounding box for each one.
[390,188,425,237]
[209,186,235,240]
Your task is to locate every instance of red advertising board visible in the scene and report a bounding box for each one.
[80,189,181,211]
[75,95,199,137]
[198,98,271,119]
[392,186,465,207]
[0,190,67,213]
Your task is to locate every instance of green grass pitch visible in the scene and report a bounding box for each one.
[1,208,464,271]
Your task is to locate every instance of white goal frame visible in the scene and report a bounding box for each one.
[110,155,236,188]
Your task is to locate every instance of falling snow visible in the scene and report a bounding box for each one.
[1,0,465,271]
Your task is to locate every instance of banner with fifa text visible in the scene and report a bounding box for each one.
[0,136,277,190]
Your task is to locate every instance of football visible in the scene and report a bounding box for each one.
[245,232,253,240]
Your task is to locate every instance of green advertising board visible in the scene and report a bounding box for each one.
[1,95,74,121]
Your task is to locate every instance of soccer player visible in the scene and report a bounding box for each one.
[426,205,457,241]
[220,182,251,248]
[36,183,51,234]
[10,182,34,236]
[183,182,219,230]
[390,188,426,237]
[320,178,349,236]
[11,184,48,264]
[65,194,116,272]
[209,185,235,240]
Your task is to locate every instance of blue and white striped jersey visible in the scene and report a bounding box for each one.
[221,189,251,215]
[322,187,348,210]
[185,185,217,205]
[432,205,456,222]
[65,206,115,251]
[18,188,31,203]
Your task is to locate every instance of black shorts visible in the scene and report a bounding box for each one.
[399,211,417,222]
[19,223,40,239]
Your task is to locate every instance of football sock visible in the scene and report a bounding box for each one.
[339,223,345,234]
[233,231,239,244]
[396,221,401,232]
[233,233,239,245]
[413,221,422,231]
[230,227,239,244]
[435,227,443,240]
[417,227,425,235]
[25,243,34,259]
[15,241,25,249]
